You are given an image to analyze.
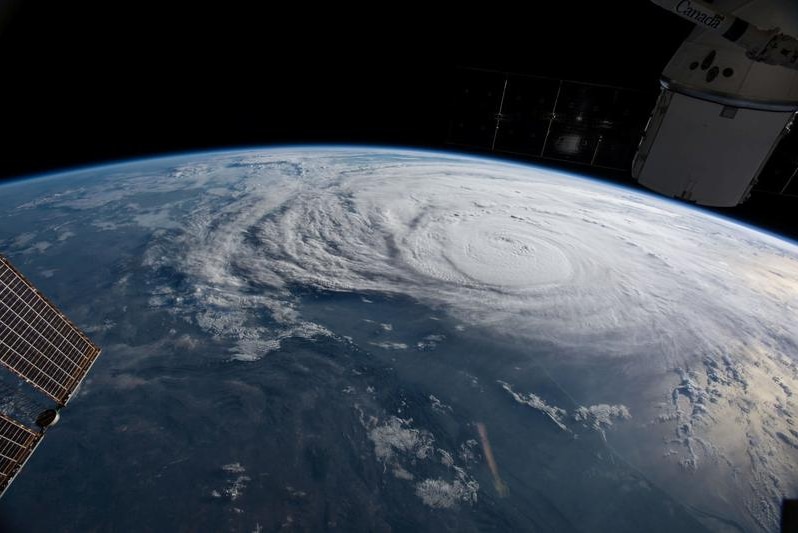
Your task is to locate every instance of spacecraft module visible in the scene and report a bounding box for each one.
[635,0,798,206]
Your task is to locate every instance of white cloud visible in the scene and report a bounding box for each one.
[498,381,569,432]
[573,404,631,429]
[414,476,479,509]
[364,414,479,509]
[367,416,434,463]
[369,341,408,350]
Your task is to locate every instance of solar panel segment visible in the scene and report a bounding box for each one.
[447,68,656,171]
[0,412,41,495]
[0,255,100,406]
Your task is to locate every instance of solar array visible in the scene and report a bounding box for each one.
[0,255,100,406]
[447,68,653,170]
[0,253,101,497]
[447,67,798,197]
[0,412,41,494]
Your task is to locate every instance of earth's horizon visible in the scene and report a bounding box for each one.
[0,146,796,532]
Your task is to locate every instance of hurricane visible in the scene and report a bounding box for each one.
[146,149,798,366]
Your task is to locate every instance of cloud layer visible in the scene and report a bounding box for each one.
[7,147,798,530]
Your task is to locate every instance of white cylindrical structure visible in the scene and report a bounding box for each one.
[635,0,798,206]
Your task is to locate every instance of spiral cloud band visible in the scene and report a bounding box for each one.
[153,149,798,368]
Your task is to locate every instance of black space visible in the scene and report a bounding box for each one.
[0,2,795,237]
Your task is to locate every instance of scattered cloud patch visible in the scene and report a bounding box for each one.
[499,381,569,432]
[415,476,479,509]
[364,414,479,509]
[429,394,452,414]
[368,416,434,463]
[212,463,250,501]
[369,341,408,350]
[417,334,445,350]
[573,404,630,440]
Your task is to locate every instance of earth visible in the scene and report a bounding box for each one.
[0,147,797,532]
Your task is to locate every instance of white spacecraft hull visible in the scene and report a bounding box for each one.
[636,0,798,206]
[634,89,793,206]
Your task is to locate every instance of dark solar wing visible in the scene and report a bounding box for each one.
[0,255,101,406]
[491,76,560,156]
[540,82,651,168]
[447,68,653,171]
[0,412,41,495]
[447,69,508,148]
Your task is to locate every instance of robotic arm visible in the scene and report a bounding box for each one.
[650,0,798,70]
